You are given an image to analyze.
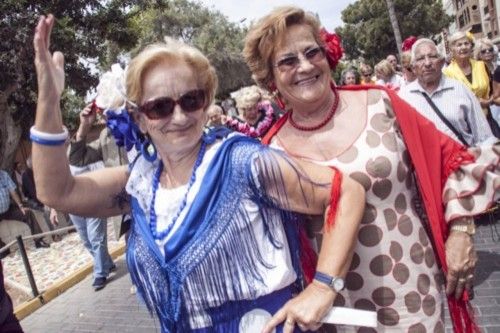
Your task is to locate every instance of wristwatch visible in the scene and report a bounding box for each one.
[313,271,345,292]
[449,223,476,236]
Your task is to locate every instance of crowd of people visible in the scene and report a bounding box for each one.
[1,4,499,333]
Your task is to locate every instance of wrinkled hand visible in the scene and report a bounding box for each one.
[34,14,65,103]
[262,282,335,333]
[76,103,97,139]
[445,231,477,300]
[49,208,59,227]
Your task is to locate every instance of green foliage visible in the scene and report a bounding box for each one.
[127,0,251,95]
[0,0,138,132]
[336,0,453,63]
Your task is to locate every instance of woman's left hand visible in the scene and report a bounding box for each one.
[445,231,477,299]
[262,282,335,333]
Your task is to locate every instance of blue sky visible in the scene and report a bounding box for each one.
[199,0,357,30]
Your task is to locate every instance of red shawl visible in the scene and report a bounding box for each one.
[262,85,478,333]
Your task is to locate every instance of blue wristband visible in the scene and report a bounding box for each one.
[30,133,66,146]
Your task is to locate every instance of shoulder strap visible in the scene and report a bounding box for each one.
[419,92,469,146]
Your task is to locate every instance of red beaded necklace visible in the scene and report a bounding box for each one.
[288,84,339,132]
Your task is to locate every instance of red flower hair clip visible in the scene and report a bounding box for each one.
[402,36,418,52]
[320,28,343,70]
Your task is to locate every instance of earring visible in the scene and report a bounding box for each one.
[269,82,286,110]
[140,138,157,162]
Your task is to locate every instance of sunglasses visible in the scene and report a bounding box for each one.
[361,72,373,76]
[274,46,326,72]
[138,89,206,120]
[480,48,494,54]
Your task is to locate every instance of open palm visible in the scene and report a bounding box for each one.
[34,15,65,102]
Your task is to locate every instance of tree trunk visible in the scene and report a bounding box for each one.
[385,0,403,56]
[0,85,22,171]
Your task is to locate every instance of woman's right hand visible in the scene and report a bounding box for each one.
[34,15,65,104]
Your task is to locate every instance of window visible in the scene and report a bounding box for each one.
[470,23,482,33]
[458,14,465,28]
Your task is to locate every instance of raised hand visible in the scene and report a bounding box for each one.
[33,15,65,104]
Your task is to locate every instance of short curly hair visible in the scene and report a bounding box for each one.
[126,37,218,108]
[243,6,322,89]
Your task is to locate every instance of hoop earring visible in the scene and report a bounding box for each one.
[140,138,157,162]
[268,82,286,110]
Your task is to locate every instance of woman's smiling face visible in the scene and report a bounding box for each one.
[272,24,331,110]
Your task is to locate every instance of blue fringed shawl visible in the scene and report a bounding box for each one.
[126,135,304,332]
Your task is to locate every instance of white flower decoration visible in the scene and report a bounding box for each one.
[95,63,127,111]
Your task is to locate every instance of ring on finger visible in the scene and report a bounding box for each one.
[467,274,474,279]
[285,319,294,326]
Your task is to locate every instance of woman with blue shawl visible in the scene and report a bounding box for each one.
[31,15,365,333]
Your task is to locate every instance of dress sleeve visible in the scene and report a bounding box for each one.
[442,143,500,222]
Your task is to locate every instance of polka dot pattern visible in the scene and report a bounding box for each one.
[366,130,381,148]
[377,307,399,326]
[350,172,372,192]
[316,91,442,332]
[372,287,396,307]
[373,179,392,200]
[408,323,427,333]
[345,271,364,291]
[369,255,393,276]
[398,215,413,236]
[358,225,383,247]
[393,262,410,284]
[404,291,422,313]
[361,203,377,224]
[389,241,403,262]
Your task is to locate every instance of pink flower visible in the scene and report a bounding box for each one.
[320,28,343,70]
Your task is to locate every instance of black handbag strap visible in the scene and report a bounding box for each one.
[419,91,469,146]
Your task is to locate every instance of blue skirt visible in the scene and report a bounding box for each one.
[193,284,305,333]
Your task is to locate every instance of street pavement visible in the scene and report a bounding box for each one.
[20,221,500,333]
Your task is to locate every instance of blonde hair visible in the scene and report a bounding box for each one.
[359,63,373,73]
[400,51,412,69]
[474,38,495,60]
[374,59,395,78]
[243,6,322,88]
[235,85,262,110]
[448,31,471,47]
[126,38,218,108]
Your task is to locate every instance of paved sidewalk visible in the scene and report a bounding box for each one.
[20,255,159,333]
[19,221,500,332]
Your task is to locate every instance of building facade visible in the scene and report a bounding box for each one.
[444,0,500,44]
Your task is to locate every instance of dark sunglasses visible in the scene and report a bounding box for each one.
[274,46,326,72]
[361,71,373,76]
[480,48,494,54]
[138,89,206,120]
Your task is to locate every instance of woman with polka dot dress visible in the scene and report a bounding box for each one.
[245,6,499,333]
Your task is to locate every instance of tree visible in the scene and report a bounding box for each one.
[385,0,402,56]
[128,0,252,96]
[0,0,138,169]
[336,0,453,64]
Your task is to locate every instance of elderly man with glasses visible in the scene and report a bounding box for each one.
[399,38,496,147]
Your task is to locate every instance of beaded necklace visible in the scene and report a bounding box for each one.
[149,139,207,240]
[288,84,339,132]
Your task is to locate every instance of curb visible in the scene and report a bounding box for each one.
[14,243,126,320]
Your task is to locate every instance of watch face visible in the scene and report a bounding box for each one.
[332,278,345,291]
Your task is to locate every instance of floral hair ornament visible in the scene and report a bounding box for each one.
[319,28,343,70]
[95,64,151,158]
[402,36,418,52]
